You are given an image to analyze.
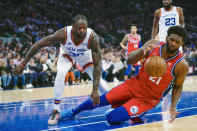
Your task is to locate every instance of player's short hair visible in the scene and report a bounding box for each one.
[131,24,137,28]
[162,0,173,2]
[72,14,88,25]
[167,25,187,42]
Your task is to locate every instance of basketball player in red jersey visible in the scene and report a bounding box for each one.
[120,24,141,80]
[61,26,188,125]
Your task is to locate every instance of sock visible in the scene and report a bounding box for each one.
[54,99,61,112]
[72,93,109,116]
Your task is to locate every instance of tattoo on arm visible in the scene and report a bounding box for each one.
[23,28,65,65]
[127,39,158,64]
[89,31,101,91]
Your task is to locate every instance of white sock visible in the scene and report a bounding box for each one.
[54,99,61,112]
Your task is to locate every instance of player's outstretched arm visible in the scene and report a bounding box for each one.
[89,31,101,106]
[12,28,65,75]
[127,39,159,65]
[151,9,160,39]
[169,59,189,123]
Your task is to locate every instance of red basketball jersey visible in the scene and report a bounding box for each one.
[127,34,140,57]
[128,41,183,101]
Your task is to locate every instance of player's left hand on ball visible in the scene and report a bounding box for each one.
[90,90,100,106]
[168,108,178,123]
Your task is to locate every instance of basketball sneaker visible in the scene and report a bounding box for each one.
[61,109,74,120]
[48,110,60,125]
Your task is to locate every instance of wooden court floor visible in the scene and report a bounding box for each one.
[0,76,197,130]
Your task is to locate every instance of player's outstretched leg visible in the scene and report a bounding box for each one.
[61,94,109,120]
[105,106,130,125]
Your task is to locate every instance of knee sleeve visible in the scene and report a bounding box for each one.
[106,106,130,124]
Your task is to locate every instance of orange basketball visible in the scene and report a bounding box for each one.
[144,56,166,77]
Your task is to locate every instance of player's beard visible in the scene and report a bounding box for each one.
[163,3,172,10]
[73,30,85,39]
[166,43,178,54]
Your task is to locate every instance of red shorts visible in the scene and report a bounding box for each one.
[105,78,159,116]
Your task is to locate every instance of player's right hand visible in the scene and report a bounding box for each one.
[168,108,178,123]
[90,90,100,106]
[12,63,25,76]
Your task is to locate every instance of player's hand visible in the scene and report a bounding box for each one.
[12,63,25,76]
[90,90,100,106]
[142,44,160,55]
[168,108,178,123]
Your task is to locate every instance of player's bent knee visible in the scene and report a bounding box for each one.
[106,106,130,124]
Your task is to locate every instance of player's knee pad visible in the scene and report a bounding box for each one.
[106,106,130,125]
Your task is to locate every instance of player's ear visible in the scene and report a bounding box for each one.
[180,40,184,46]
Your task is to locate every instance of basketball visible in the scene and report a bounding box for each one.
[144,56,166,77]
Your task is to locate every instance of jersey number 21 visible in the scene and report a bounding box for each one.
[149,77,162,85]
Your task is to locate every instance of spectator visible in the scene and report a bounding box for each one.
[36,58,48,87]
[8,59,26,89]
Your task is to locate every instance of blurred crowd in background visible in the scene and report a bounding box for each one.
[0,0,197,90]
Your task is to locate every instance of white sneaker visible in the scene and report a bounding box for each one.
[29,84,33,88]
[26,84,30,88]
[48,110,61,125]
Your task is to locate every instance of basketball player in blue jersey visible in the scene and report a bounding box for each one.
[151,0,185,42]
[12,15,109,125]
